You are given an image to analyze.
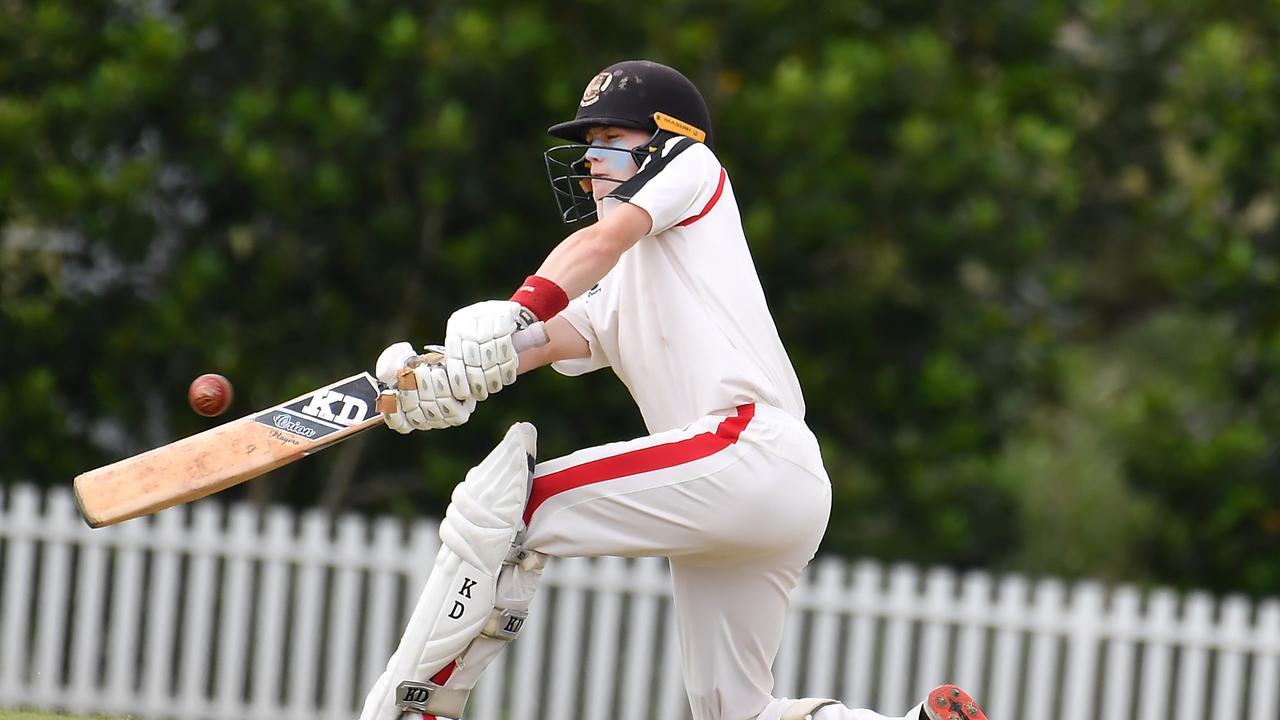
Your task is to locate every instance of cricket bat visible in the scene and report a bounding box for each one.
[73,325,546,528]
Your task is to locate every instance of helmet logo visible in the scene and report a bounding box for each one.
[579,72,614,107]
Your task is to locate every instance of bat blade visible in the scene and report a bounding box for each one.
[74,372,384,528]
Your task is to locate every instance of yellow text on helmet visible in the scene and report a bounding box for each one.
[653,112,706,143]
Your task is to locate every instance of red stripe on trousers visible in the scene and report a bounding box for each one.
[420,661,457,720]
[523,404,755,525]
[675,168,727,227]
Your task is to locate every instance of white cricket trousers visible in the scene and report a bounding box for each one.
[521,403,879,720]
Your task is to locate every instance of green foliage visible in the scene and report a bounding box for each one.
[3,0,1279,595]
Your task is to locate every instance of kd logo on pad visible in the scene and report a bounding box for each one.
[448,577,478,619]
[396,681,435,711]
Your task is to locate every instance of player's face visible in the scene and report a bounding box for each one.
[583,126,651,200]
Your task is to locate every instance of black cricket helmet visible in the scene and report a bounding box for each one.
[544,60,713,223]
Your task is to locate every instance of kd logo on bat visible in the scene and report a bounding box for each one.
[301,388,369,425]
[253,373,380,441]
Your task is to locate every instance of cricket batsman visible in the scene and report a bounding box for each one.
[362,60,988,720]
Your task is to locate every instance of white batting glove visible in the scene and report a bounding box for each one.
[443,300,525,402]
[375,342,476,434]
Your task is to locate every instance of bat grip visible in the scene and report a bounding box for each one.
[512,321,549,353]
[377,322,550,414]
[405,322,549,368]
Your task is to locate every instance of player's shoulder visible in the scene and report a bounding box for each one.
[631,136,720,185]
[610,136,719,205]
[661,135,718,164]
[645,134,717,165]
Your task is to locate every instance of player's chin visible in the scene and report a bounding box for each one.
[590,177,623,200]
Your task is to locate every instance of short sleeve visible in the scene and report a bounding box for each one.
[549,295,611,376]
[607,138,723,236]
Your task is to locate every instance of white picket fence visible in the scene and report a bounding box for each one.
[1,483,1279,720]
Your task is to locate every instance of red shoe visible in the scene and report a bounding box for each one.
[922,684,988,720]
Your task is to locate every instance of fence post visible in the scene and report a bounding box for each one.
[954,571,992,696]
[1023,578,1064,720]
[178,502,222,717]
[1249,600,1280,719]
[360,515,403,696]
[806,558,850,699]
[323,513,367,719]
[1100,586,1140,720]
[214,503,258,719]
[104,515,147,714]
[879,564,918,712]
[987,574,1028,720]
[546,557,590,719]
[1062,581,1103,720]
[1210,595,1250,720]
[843,561,881,709]
[286,508,332,719]
[0,486,40,703]
[67,502,110,715]
[249,507,294,719]
[140,506,185,715]
[1175,592,1213,720]
[1138,589,1177,719]
[32,490,75,707]
[915,566,954,701]
[582,556,628,720]
[618,558,664,720]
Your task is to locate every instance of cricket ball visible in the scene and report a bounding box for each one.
[188,373,234,417]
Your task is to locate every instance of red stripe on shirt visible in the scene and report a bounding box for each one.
[523,404,755,524]
[675,167,727,227]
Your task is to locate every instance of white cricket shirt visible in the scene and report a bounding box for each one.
[552,136,807,438]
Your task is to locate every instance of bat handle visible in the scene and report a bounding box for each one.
[512,321,549,353]
[405,322,549,368]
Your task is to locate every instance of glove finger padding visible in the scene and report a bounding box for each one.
[462,338,482,367]
[499,356,518,386]
[466,365,491,401]
[494,335,516,365]
[401,364,475,430]
[444,300,525,400]
[445,354,480,402]
[384,405,414,434]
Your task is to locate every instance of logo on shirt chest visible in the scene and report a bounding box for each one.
[586,283,602,298]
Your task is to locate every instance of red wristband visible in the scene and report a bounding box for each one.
[510,275,569,322]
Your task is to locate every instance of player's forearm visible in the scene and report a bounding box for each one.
[517,315,589,374]
[532,202,652,299]
[532,225,626,300]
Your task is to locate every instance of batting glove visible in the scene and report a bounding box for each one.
[375,342,476,434]
[443,300,526,402]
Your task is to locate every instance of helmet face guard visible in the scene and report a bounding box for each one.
[543,138,653,223]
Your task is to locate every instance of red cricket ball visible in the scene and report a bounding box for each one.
[188,373,234,417]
